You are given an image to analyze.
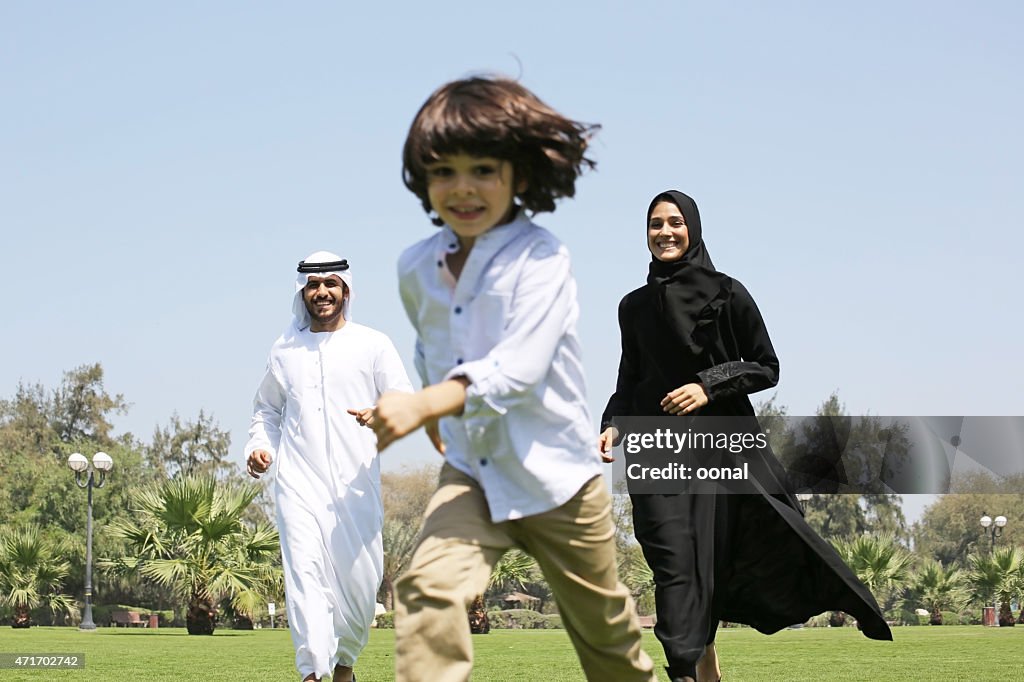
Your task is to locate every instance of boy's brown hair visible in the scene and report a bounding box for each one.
[403,76,599,225]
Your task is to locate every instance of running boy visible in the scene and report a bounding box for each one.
[371,76,656,682]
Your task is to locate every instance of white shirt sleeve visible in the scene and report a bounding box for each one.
[375,337,415,396]
[398,256,431,388]
[412,338,428,388]
[445,241,574,417]
[245,365,286,457]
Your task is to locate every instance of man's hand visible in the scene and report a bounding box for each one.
[347,407,375,428]
[598,426,619,463]
[247,449,273,479]
[661,383,709,415]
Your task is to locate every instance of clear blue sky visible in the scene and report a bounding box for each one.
[3,2,1022,523]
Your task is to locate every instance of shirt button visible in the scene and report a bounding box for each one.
[454,306,462,314]
[456,357,463,364]
[480,458,488,466]
[436,260,443,267]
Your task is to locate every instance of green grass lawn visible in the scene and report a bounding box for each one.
[0,625,1020,681]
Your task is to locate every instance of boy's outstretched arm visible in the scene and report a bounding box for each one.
[372,377,469,452]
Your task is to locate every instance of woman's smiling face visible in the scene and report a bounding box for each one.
[647,200,690,262]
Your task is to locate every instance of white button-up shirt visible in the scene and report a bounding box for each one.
[398,212,602,522]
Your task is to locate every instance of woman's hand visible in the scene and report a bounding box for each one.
[598,426,619,463]
[661,383,708,415]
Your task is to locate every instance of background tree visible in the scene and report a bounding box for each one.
[49,364,129,446]
[832,533,914,617]
[608,480,657,615]
[618,544,656,616]
[378,464,439,611]
[380,519,418,613]
[0,381,57,457]
[470,550,543,634]
[0,525,79,627]
[147,409,233,480]
[912,473,1023,566]
[756,394,795,457]
[0,366,164,621]
[101,475,281,635]
[767,393,907,541]
[610,480,636,565]
[487,549,548,613]
[1,365,277,623]
[968,547,1023,627]
[903,559,970,625]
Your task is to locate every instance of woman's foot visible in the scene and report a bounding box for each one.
[332,665,353,682]
[696,643,721,682]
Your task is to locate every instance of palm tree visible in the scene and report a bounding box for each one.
[467,550,542,634]
[488,549,540,595]
[904,559,970,625]
[968,547,1023,627]
[380,517,419,612]
[100,475,281,635]
[832,533,914,619]
[0,525,79,628]
[618,544,656,615]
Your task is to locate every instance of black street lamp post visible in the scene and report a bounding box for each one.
[979,512,1008,626]
[67,452,113,630]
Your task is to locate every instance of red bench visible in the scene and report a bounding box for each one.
[111,610,146,627]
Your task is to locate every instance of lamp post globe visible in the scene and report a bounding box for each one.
[92,452,113,472]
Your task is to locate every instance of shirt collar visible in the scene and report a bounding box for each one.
[439,210,531,256]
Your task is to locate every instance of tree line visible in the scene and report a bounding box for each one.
[2,366,1022,632]
[0,363,281,633]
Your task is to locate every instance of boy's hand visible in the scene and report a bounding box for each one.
[598,426,619,463]
[425,419,446,456]
[372,391,431,452]
[661,383,708,415]
[347,407,375,428]
[247,449,273,479]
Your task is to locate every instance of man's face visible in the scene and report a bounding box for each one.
[302,275,347,330]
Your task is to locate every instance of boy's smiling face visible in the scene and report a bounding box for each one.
[425,153,527,247]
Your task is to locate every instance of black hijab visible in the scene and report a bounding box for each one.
[646,190,732,357]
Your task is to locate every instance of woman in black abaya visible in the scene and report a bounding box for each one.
[598,191,891,682]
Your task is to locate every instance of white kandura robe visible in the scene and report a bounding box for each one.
[246,321,412,679]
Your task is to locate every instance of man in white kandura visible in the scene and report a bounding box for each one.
[245,251,412,682]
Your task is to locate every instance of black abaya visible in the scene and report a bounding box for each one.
[602,191,891,679]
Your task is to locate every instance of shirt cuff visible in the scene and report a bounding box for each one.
[444,357,508,417]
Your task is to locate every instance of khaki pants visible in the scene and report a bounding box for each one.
[395,465,655,682]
